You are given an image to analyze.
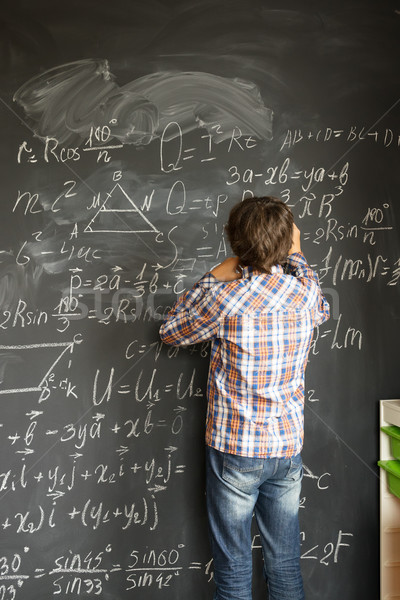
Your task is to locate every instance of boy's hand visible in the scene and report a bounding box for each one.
[211,257,242,282]
[289,223,301,255]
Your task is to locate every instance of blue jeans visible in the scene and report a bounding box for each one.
[206,446,304,600]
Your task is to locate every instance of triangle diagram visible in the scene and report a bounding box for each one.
[84,183,158,233]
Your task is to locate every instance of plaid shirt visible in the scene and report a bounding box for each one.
[159,252,330,458]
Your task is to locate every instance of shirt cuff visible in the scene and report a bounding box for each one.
[286,252,308,271]
[197,272,219,289]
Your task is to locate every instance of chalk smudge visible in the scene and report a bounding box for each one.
[0,253,43,310]
[14,59,273,146]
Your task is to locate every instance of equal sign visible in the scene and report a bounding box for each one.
[189,198,202,210]
[175,465,186,474]
[189,562,202,570]
[34,569,46,578]
[196,246,214,258]
[183,147,196,160]
[118,385,130,394]
[320,330,332,338]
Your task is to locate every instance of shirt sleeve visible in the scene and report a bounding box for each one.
[285,252,330,326]
[159,272,223,346]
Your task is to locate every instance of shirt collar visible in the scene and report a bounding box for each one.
[241,264,284,278]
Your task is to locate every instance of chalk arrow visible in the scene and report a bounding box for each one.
[116,446,129,456]
[47,491,65,501]
[152,263,164,271]
[70,452,83,460]
[165,446,178,453]
[148,484,167,493]
[26,410,43,420]
[93,413,105,421]
[174,406,187,413]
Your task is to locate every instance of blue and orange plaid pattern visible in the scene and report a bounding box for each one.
[160,252,330,458]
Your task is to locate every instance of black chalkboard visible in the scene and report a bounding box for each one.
[0,1,399,598]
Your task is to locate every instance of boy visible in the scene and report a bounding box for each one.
[160,196,330,599]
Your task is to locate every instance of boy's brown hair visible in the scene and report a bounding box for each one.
[225,196,294,274]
